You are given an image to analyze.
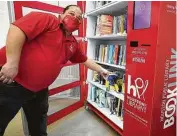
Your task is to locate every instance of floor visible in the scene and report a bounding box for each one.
[48,97,79,115]
[4,107,118,136]
[48,107,119,136]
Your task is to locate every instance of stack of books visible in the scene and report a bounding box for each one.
[95,15,113,36]
[89,86,124,120]
[95,44,126,66]
[95,13,127,36]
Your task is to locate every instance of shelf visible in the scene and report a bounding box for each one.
[86,1,128,16]
[94,60,126,70]
[87,100,123,129]
[88,80,124,101]
[87,34,127,41]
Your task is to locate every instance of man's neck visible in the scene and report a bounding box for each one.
[65,31,72,37]
[60,24,72,37]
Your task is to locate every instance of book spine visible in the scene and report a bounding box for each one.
[113,16,118,34]
[91,86,96,102]
[113,45,119,64]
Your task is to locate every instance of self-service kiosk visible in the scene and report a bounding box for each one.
[124,1,176,136]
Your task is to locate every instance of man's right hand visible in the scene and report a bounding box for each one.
[0,63,18,84]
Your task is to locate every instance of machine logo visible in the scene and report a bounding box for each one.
[69,44,74,52]
[127,75,149,101]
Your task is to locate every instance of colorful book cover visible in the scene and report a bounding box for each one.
[91,86,96,102]
[121,45,126,66]
[117,16,121,33]
[108,45,113,64]
[120,15,125,34]
[124,13,127,34]
[118,45,123,65]
[118,100,123,117]
[113,45,119,64]
[99,15,113,35]
[106,45,110,63]
[120,100,124,120]
[95,45,100,61]
[104,45,108,63]
[101,45,106,62]
[96,15,101,35]
[113,16,118,34]
[96,89,100,104]
[98,44,103,62]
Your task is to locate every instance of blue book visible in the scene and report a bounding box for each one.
[111,45,115,64]
[108,45,114,64]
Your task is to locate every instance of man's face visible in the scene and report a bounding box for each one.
[61,6,82,24]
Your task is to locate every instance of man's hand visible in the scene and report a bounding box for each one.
[0,63,18,84]
[99,67,111,80]
[83,59,111,79]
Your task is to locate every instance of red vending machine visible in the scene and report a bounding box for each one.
[124,1,176,136]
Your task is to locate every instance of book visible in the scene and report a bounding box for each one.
[96,15,101,36]
[101,45,106,62]
[108,45,114,64]
[91,86,96,102]
[113,16,118,34]
[117,99,123,117]
[96,89,100,104]
[104,45,108,63]
[113,45,119,64]
[95,45,100,61]
[118,45,123,65]
[99,90,107,108]
[98,44,103,62]
[95,15,113,36]
[121,45,126,66]
[120,15,125,34]
[124,13,127,34]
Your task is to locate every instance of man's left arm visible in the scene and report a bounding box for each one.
[82,58,109,78]
[69,44,110,78]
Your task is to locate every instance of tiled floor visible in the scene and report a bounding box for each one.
[48,107,119,136]
[4,107,118,136]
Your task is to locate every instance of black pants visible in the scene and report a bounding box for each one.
[0,80,49,136]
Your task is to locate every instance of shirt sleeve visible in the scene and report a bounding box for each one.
[69,46,88,63]
[12,12,56,41]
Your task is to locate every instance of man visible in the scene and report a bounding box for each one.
[0,5,109,136]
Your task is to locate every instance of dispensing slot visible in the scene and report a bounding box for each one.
[130,41,138,47]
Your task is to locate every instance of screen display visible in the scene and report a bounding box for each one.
[133,1,152,29]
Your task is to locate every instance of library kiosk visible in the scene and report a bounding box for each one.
[124,1,176,136]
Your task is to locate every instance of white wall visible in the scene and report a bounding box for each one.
[0,1,10,48]
[22,7,59,17]
[40,1,77,7]
[59,1,77,7]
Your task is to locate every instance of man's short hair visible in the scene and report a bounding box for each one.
[63,5,81,13]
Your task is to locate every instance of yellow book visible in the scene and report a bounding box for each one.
[120,15,125,34]
[101,45,105,62]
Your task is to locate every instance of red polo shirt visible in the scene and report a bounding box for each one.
[0,12,87,92]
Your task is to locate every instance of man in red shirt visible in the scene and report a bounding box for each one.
[0,5,109,136]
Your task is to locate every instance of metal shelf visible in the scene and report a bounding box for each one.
[87,34,127,41]
[94,60,126,70]
[87,100,123,129]
[88,80,124,101]
[86,1,128,16]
